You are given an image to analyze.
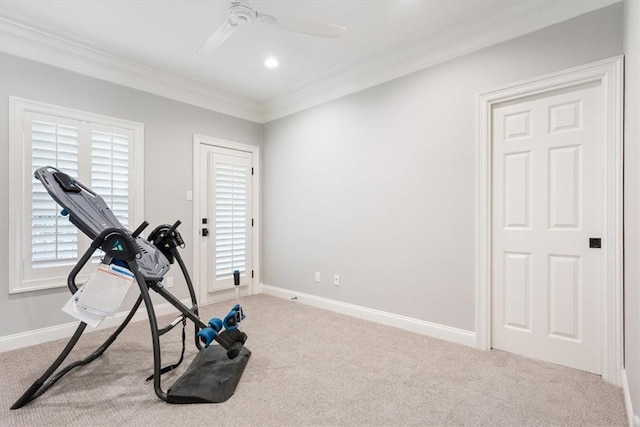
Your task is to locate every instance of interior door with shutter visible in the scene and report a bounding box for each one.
[491,81,605,374]
[199,145,253,302]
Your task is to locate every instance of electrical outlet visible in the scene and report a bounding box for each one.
[333,274,340,286]
[165,276,174,288]
[315,272,320,283]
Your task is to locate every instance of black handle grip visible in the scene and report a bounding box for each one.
[166,220,182,237]
[131,221,149,238]
[233,270,240,287]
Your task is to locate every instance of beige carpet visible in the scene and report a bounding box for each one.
[0,294,627,426]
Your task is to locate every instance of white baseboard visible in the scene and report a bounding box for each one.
[260,283,476,347]
[0,298,191,353]
[623,369,640,427]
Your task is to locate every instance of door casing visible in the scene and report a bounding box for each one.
[475,56,623,385]
[192,134,260,304]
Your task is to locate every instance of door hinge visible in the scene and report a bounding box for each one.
[251,167,254,175]
[251,270,254,278]
[251,218,254,227]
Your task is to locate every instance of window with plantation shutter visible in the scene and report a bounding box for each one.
[8,98,144,293]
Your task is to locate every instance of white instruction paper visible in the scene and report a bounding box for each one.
[62,264,134,327]
[76,264,134,316]
[62,289,106,328]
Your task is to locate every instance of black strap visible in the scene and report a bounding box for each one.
[146,318,187,382]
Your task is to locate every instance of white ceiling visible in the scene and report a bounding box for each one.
[0,0,619,122]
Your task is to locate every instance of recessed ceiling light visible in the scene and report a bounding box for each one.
[264,57,279,68]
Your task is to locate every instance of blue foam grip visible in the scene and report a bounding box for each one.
[208,317,223,332]
[197,327,216,348]
[60,209,69,216]
[223,305,245,330]
[230,304,245,321]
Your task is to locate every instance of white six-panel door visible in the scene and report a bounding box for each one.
[491,82,604,374]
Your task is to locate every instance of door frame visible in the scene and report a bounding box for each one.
[192,134,260,303]
[474,56,623,385]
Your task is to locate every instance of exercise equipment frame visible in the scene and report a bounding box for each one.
[11,167,248,409]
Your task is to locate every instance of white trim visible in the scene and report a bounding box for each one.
[261,284,476,348]
[622,369,640,427]
[265,1,613,121]
[192,134,261,303]
[0,298,191,353]
[1,2,616,123]
[474,56,624,385]
[194,285,253,305]
[262,0,618,121]
[8,96,145,294]
[0,18,264,123]
[9,96,146,129]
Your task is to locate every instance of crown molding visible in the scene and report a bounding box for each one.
[0,17,266,123]
[263,0,620,122]
[0,1,619,124]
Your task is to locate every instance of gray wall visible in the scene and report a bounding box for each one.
[624,0,640,419]
[0,53,262,337]
[262,4,624,332]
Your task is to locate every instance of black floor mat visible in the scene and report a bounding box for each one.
[167,345,251,404]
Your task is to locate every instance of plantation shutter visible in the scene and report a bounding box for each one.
[91,129,131,228]
[208,150,252,291]
[30,119,79,269]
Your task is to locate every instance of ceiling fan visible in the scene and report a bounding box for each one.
[198,0,347,54]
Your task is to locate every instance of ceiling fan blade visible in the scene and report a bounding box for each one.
[197,19,238,54]
[259,13,346,39]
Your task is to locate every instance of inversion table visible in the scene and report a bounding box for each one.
[11,166,250,409]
